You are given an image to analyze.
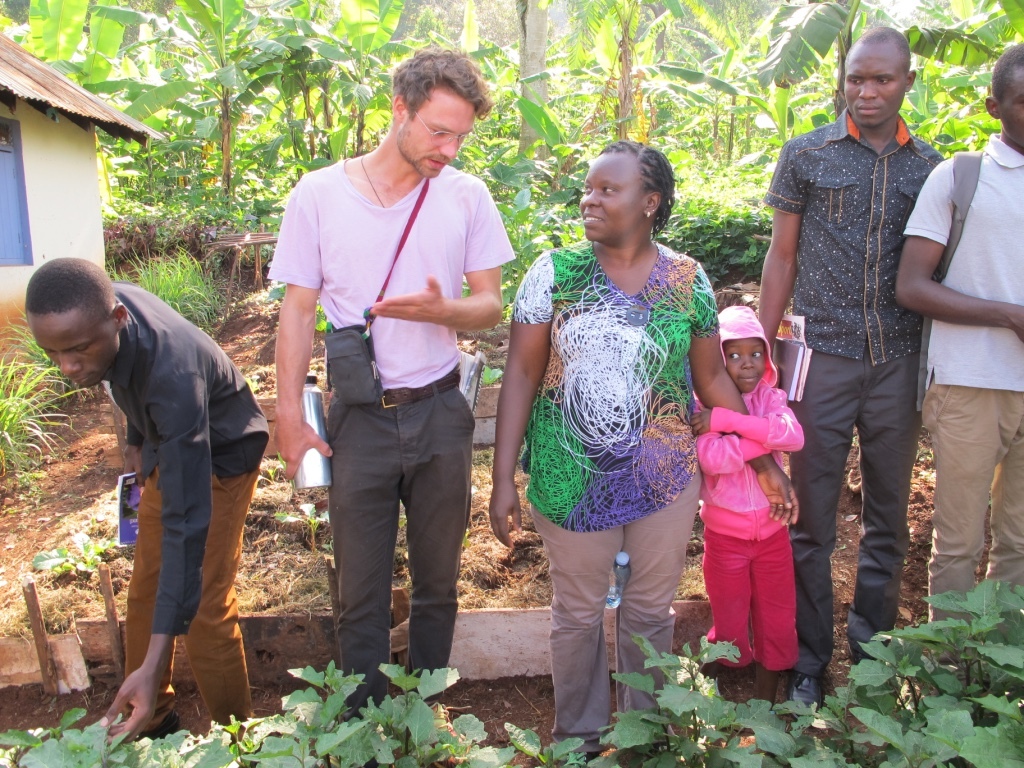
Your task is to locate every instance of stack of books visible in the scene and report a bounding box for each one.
[774,314,812,402]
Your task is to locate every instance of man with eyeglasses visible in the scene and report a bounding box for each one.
[269,47,513,712]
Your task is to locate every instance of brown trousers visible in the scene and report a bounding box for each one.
[124,466,259,728]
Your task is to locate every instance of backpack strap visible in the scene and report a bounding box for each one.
[935,150,983,282]
[916,149,984,411]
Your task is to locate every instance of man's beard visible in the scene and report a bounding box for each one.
[396,122,450,178]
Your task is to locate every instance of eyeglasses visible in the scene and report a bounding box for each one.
[415,112,471,147]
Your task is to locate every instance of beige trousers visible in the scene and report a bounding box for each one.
[530,476,700,752]
[125,467,260,728]
[923,383,1024,618]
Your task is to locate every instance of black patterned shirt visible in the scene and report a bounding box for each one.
[764,112,942,363]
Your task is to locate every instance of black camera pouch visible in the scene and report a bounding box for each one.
[325,325,382,406]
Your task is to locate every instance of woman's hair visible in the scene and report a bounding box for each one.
[598,141,676,237]
[392,48,493,118]
[25,258,115,323]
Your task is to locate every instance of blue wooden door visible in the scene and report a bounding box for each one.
[0,118,32,265]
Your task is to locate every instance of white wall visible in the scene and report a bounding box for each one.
[0,99,104,327]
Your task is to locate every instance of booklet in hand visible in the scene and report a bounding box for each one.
[774,314,812,402]
[117,472,141,545]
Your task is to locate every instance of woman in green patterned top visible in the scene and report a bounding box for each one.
[489,141,796,754]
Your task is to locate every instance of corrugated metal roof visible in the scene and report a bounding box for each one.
[0,34,161,145]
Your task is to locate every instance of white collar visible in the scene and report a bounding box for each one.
[986,134,1024,169]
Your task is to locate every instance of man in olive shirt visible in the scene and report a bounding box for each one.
[26,258,268,740]
[759,28,941,706]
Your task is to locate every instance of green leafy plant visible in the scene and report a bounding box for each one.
[598,636,815,767]
[481,366,503,386]
[0,708,132,768]
[32,533,117,576]
[505,723,586,766]
[260,458,284,485]
[275,662,513,768]
[599,581,1024,767]
[5,589,1024,768]
[833,580,1024,767]
[112,252,223,331]
[276,502,329,551]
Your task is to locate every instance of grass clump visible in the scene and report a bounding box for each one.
[114,251,223,331]
[0,345,67,478]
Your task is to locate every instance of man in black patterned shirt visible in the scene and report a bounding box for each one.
[758,27,941,706]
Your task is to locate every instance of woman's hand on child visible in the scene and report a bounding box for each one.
[753,461,800,525]
[769,498,800,526]
[689,408,711,435]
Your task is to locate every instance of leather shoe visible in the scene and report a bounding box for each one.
[786,672,823,708]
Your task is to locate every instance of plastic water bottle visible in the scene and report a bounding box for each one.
[293,373,332,489]
[606,551,631,608]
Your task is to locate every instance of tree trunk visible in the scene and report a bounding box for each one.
[518,0,549,154]
[301,80,316,160]
[616,1,636,140]
[319,80,334,160]
[833,0,860,117]
[220,89,233,198]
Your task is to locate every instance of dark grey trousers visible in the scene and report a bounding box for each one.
[327,384,475,711]
[789,349,920,678]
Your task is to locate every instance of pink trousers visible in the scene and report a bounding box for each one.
[703,525,798,671]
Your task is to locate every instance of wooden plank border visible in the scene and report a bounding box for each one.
[2,601,711,689]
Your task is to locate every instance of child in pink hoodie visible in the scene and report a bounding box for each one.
[691,305,804,703]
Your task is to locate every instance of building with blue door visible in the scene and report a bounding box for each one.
[0,34,159,326]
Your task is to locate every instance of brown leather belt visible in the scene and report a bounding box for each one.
[381,367,460,408]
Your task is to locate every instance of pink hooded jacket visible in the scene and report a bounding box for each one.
[697,305,804,541]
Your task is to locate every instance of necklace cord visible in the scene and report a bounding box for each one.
[360,156,385,207]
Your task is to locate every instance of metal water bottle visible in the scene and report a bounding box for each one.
[293,373,332,489]
[606,551,631,608]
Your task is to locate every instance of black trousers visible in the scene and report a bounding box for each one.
[789,348,920,677]
[327,385,475,710]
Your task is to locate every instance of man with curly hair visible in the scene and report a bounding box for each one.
[270,48,513,711]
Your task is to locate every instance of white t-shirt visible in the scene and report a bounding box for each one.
[269,162,514,389]
[904,135,1024,392]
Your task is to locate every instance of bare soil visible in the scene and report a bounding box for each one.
[0,289,941,743]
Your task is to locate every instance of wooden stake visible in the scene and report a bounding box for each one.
[324,554,341,661]
[98,564,125,682]
[21,575,58,695]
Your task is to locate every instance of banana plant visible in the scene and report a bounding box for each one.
[25,0,124,85]
[27,0,87,62]
[166,0,288,196]
[906,0,1024,65]
[333,0,406,155]
[757,0,1022,121]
